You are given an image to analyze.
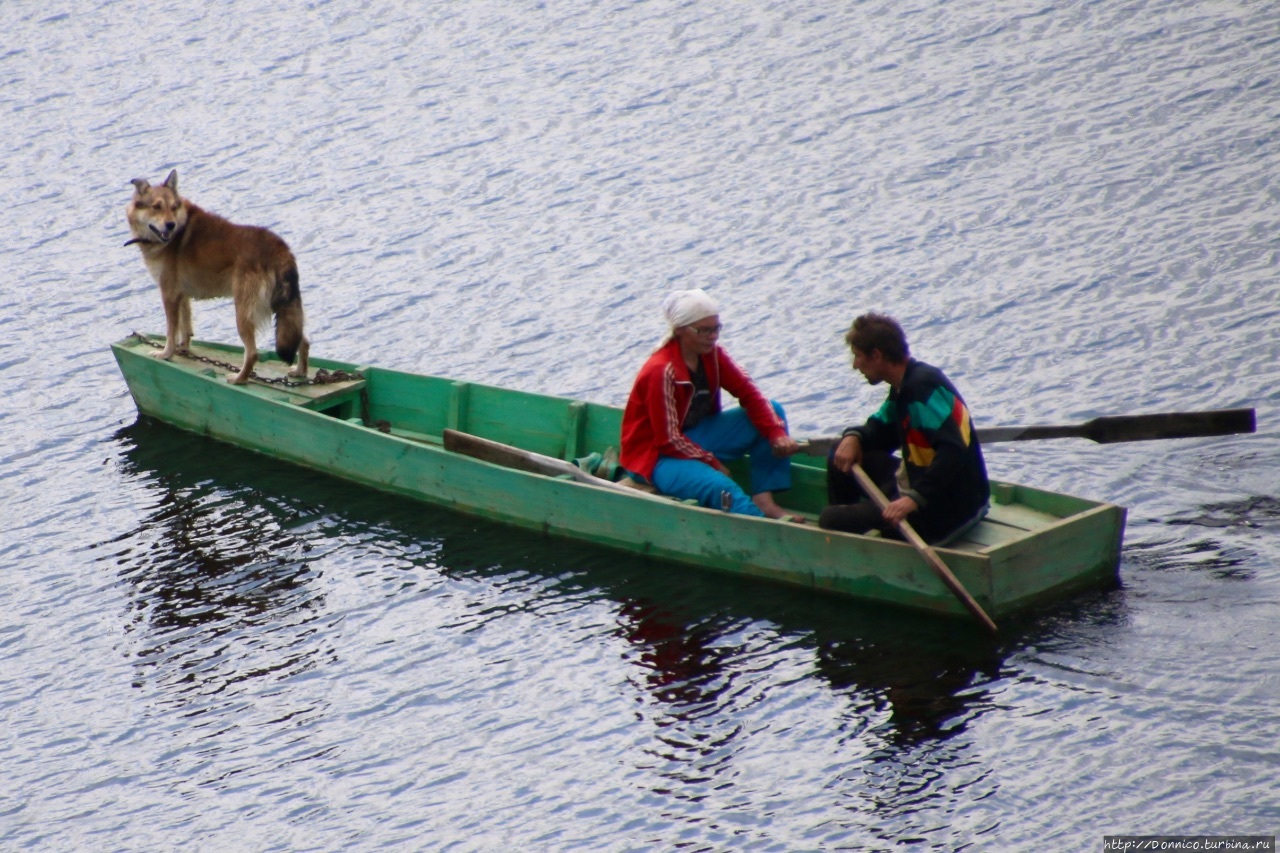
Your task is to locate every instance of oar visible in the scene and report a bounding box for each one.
[801,407,1255,456]
[442,429,665,500]
[849,464,998,634]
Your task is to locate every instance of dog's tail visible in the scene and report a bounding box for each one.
[271,262,305,365]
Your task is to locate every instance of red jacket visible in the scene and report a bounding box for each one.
[620,339,787,480]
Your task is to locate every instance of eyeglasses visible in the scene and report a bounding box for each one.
[687,323,723,337]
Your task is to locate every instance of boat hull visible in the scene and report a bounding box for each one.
[111,335,1125,620]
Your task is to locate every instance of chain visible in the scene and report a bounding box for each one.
[129,333,362,386]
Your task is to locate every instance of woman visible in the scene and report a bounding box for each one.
[619,289,803,520]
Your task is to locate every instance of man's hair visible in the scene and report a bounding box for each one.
[845,313,910,363]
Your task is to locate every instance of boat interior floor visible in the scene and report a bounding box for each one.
[154,338,1065,557]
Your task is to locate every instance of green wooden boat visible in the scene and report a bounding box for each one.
[111,333,1125,620]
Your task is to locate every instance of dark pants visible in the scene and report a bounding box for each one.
[819,449,906,539]
[820,449,986,545]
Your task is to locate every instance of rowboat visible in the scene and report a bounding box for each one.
[111,333,1127,622]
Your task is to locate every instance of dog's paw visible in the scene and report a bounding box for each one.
[153,349,175,361]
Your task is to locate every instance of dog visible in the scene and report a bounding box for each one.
[125,169,309,384]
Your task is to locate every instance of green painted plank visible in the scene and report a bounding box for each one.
[985,504,1124,611]
[986,502,1063,532]
[564,401,587,461]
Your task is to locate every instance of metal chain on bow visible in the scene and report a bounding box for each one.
[128,333,362,386]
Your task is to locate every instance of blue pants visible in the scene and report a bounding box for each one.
[650,403,791,517]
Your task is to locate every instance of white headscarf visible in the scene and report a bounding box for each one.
[659,288,718,346]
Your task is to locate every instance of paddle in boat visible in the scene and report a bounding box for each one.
[110,333,1255,628]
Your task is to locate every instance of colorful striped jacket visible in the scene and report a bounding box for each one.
[844,359,990,533]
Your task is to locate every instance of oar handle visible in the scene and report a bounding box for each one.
[850,464,999,634]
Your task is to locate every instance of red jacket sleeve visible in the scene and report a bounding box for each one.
[715,349,788,442]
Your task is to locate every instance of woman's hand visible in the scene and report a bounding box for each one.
[771,435,801,457]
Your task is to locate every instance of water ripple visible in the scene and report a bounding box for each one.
[2,0,1279,849]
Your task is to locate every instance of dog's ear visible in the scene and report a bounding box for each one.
[163,169,179,193]
[130,177,150,195]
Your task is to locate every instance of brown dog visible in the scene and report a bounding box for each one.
[125,170,309,384]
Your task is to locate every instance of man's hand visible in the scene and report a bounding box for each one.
[832,434,862,474]
[882,495,919,527]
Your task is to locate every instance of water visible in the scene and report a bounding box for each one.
[3,0,1278,849]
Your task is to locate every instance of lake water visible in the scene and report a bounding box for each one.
[3,0,1278,849]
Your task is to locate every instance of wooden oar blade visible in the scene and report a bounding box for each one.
[1082,408,1256,444]
[800,407,1255,451]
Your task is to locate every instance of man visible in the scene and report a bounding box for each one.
[820,313,989,545]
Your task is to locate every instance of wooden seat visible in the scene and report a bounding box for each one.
[948,501,1063,553]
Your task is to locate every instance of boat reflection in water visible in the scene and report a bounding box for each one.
[106,416,1017,807]
[615,592,1005,747]
[108,420,337,734]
